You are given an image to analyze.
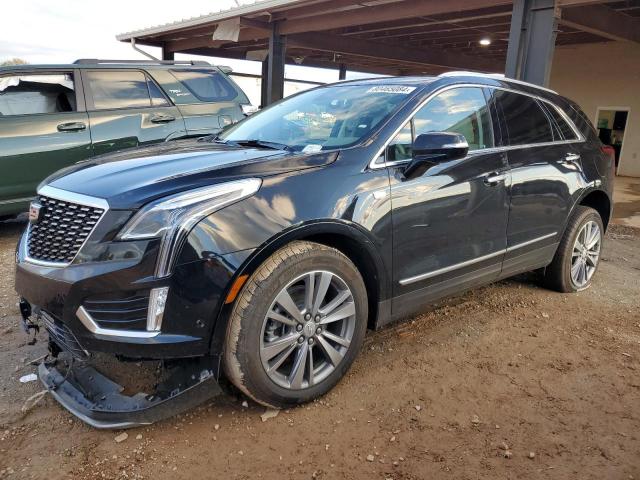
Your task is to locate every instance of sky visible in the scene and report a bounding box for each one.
[0,0,361,84]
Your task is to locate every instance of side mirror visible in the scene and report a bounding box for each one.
[403,132,469,179]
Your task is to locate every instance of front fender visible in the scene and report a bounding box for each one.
[205,218,391,354]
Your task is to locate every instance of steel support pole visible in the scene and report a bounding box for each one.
[265,23,286,105]
[504,0,559,87]
[260,57,269,108]
[338,63,347,80]
[161,45,174,61]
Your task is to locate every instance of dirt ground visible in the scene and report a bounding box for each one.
[0,218,639,480]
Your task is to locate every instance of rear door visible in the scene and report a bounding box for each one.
[494,89,580,276]
[0,69,91,215]
[82,69,187,156]
[388,86,510,317]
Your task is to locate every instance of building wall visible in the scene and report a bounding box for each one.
[550,41,640,177]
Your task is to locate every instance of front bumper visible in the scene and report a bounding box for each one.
[15,230,253,359]
[39,356,222,429]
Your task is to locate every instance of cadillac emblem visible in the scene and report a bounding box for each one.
[28,201,43,225]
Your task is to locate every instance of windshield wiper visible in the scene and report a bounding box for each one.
[206,135,235,145]
[233,139,293,151]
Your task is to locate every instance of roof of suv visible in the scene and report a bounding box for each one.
[0,60,221,72]
[336,72,558,97]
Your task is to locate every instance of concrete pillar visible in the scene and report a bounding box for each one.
[504,0,559,87]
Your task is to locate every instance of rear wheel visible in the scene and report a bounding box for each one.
[543,206,604,292]
[224,241,368,408]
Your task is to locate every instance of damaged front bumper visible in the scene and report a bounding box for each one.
[38,356,222,429]
[20,301,224,429]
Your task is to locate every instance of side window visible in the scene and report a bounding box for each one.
[147,77,170,107]
[0,73,76,115]
[413,87,494,151]
[386,121,413,162]
[170,69,238,102]
[495,91,554,145]
[86,71,151,110]
[545,103,578,141]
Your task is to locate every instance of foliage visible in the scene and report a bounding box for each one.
[1,58,28,66]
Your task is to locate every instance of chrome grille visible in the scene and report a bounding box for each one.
[27,195,104,264]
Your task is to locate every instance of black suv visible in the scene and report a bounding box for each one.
[15,73,614,428]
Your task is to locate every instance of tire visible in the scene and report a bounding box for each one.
[223,241,368,408]
[543,206,604,293]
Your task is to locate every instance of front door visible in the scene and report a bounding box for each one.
[82,69,187,156]
[0,70,91,216]
[387,86,510,318]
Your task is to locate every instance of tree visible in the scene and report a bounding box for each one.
[1,58,28,66]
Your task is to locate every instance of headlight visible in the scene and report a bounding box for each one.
[118,178,261,277]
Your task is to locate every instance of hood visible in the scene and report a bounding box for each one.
[45,139,338,209]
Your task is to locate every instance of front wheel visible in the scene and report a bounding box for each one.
[224,241,368,408]
[543,206,604,292]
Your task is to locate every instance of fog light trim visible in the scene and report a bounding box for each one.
[76,306,160,339]
[147,287,169,332]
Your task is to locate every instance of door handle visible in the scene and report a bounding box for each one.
[564,153,581,163]
[150,114,176,124]
[57,122,86,132]
[483,172,507,186]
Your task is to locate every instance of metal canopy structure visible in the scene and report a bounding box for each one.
[117,0,640,103]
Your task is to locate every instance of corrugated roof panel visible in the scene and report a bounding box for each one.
[116,0,306,40]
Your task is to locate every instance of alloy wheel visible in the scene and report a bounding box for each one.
[260,270,356,390]
[571,220,601,288]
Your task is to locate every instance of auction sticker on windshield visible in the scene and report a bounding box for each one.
[366,86,416,94]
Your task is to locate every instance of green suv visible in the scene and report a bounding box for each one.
[0,59,251,219]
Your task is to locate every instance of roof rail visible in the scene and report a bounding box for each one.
[73,59,211,66]
[438,71,557,94]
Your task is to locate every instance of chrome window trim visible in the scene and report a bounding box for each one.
[76,306,160,339]
[369,83,585,170]
[398,232,557,286]
[23,185,110,268]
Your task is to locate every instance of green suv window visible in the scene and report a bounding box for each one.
[86,71,170,110]
[0,73,76,115]
[171,69,238,102]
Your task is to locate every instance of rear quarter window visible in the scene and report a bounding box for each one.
[544,103,578,141]
[171,69,239,102]
[568,102,598,141]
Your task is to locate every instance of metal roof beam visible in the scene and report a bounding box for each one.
[559,4,640,43]
[556,0,617,6]
[278,0,511,35]
[287,31,501,71]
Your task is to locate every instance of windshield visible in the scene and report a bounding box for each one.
[219,84,418,152]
